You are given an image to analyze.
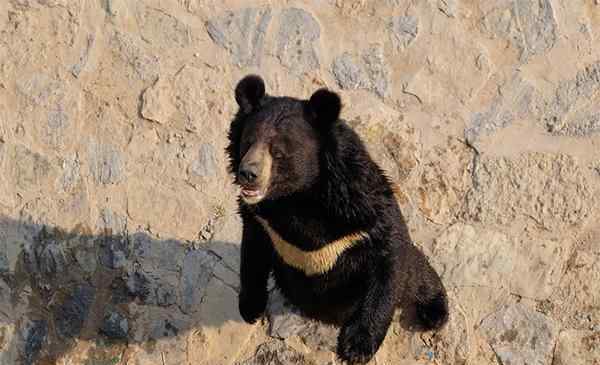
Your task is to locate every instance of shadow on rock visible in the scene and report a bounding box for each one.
[0,216,243,364]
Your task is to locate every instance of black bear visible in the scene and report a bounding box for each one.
[226,75,448,364]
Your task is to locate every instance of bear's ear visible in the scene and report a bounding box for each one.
[306,88,342,131]
[235,75,266,113]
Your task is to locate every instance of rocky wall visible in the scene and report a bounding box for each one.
[0,1,599,364]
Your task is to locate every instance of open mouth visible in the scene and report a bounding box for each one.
[241,188,262,197]
[240,186,266,203]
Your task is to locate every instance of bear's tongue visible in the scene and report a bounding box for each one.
[241,188,260,197]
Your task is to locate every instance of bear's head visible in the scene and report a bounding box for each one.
[226,75,342,205]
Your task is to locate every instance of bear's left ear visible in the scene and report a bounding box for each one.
[306,88,342,132]
[235,75,266,114]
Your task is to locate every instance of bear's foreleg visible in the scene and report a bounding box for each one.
[238,211,273,324]
[337,260,397,364]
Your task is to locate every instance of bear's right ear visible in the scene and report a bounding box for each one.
[306,88,342,132]
[235,75,266,114]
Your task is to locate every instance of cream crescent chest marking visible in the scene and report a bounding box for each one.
[254,216,370,276]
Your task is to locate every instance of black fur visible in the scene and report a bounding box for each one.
[235,74,266,114]
[227,76,449,364]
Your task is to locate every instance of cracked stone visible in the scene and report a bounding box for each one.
[6,145,51,191]
[71,33,95,78]
[55,284,95,338]
[481,304,558,365]
[206,7,272,66]
[237,341,315,365]
[266,290,337,352]
[97,208,127,235]
[465,153,592,229]
[88,139,124,185]
[141,77,175,124]
[16,73,65,107]
[111,31,160,82]
[544,62,600,137]
[332,45,390,97]
[59,153,81,191]
[553,330,600,365]
[20,319,47,365]
[438,0,458,17]
[45,106,70,148]
[180,249,218,314]
[276,8,320,74]
[138,6,193,48]
[189,143,218,178]
[97,235,129,270]
[465,76,535,145]
[481,0,557,61]
[433,223,569,299]
[100,309,129,340]
[388,16,418,51]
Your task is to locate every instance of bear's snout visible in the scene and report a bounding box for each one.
[238,142,272,204]
[238,164,259,185]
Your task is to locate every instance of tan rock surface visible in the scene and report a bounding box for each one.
[0,1,599,364]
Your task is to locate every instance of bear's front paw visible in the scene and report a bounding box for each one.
[337,321,379,364]
[238,290,267,324]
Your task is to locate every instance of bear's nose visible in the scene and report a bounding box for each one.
[238,165,258,185]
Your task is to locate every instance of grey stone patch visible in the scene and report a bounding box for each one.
[189,143,218,178]
[59,153,81,191]
[544,62,600,136]
[547,112,600,137]
[20,319,48,365]
[206,7,272,67]
[9,145,51,190]
[22,228,68,279]
[126,271,152,302]
[107,277,130,305]
[128,234,186,306]
[0,249,8,273]
[155,282,177,307]
[388,16,418,51]
[180,249,218,314]
[111,31,160,82]
[71,33,95,78]
[55,284,95,338]
[45,107,69,148]
[138,7,193,48]
[267,289,309,340]
[332,45,390,98]
[276,8,320,75]
[100,309,129,340]
[438,0,458,17]
[237,341,315,365]
[131,234,185,273]
[465,76,535,146]
[266,290,338,352]
[97,235,129,270]
[16,73,65,107]
[481,304,558,365]
[73,244,97,274]
[481,0,557,61]
[36,239,68,276]
[88,140,124,185]
[97,208,127,235]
